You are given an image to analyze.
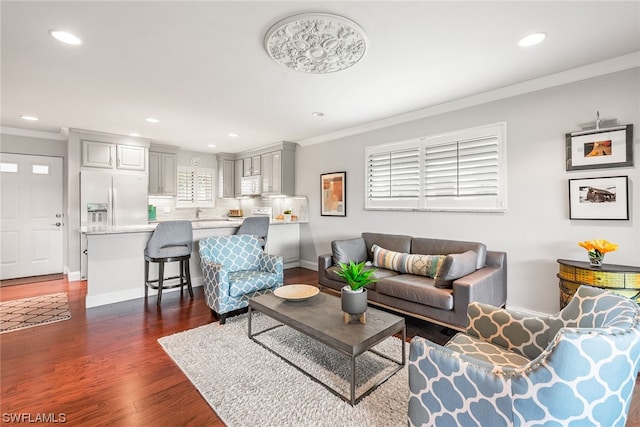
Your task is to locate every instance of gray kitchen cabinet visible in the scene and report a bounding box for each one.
[217,153,236,198]
[234,159,243,198]
[82,140,146,171]
[261,143,295,196]
[148,151,177,195]
[242,155,261,177]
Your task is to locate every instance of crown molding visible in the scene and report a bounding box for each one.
[0,126,67,141]
[298,51,640,146]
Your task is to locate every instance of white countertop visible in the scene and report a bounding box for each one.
[80,218,305,235]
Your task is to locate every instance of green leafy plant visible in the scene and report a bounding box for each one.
[283,209,292,214]
[335,261,376,291]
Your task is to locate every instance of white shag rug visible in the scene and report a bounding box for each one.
[158,312,409,427]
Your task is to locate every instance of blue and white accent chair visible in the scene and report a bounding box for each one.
[199,234,283,324]
[409,285,640,427]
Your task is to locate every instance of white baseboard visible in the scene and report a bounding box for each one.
[86,277,204,308]
[299,259,317,271]
[67,270,81,282]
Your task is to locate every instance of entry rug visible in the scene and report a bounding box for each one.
[0,293,71,333]
[158,313,409,427]
[0,273,65,287]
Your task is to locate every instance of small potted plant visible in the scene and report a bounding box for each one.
[283,209,292,222]
[335,260,376,319]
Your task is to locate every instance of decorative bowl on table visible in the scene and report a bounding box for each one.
[273,284,319,302]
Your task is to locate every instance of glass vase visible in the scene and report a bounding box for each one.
[589,253,604,267]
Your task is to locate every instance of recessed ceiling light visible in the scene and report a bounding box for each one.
[208,144,216,148]
[312,112,325,117]
[49,30,82,45]
[145,117,159,123]
[129,132,140,137]
[227,133,239,138]
[517,33,546,47]
[20,115,39,121]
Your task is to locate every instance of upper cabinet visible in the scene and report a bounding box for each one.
[242,155,261,177]
[217,153,236,198]
[234,159,243,198]
[82,140,146,171]
[261,142,296,196]
[148,150,177,196]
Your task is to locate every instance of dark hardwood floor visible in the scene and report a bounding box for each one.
[1,268,639,426]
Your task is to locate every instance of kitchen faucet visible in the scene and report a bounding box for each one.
[195,207,203,219]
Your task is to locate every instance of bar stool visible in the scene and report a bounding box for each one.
[235,216,270,250]
[144,220,194,305]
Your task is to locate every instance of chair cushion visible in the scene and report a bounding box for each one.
[445,333,531,368]
[376,275,454,310]
[372,244,445,278]
[228,271,281,297]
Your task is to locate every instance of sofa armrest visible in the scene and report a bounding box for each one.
[201,258,230,311]
[466,302,552,360]
[318,253,334,271]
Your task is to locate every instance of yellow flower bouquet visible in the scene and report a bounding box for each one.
[578,239,618,266]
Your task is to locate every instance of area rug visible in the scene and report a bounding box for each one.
[158,313,409,426]
[0,293,71,333]
[0,273,65,287]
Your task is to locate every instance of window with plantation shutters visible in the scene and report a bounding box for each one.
[177,167,215,207]
[365,122,506,212]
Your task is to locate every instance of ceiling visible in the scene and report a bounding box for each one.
[2,1,639,154]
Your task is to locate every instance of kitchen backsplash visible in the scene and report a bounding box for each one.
[148,195,308,222]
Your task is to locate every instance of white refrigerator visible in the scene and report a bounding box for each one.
[80,171,148,278]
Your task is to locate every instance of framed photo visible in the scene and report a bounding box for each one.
[569,176,629,220]
[321,172,346,216]
[565,124,633,171]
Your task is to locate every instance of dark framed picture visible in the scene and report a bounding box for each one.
[321,172,346,216]
[569,176,629,220]
[565,124,633,171]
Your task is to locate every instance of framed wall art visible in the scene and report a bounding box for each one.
[569,175,629,220]
[321,171,346,216]
[565,124,633,171]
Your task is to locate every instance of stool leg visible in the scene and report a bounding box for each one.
[157,261,164,305]
[185,258,193,299]
[144,259,149,298]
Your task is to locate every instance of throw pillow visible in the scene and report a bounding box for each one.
[371,244,445,278]
[332,237,368,266]
[434,250,478,288]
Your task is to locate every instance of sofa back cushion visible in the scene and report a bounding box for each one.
[411,237,486,269]
[331,237,368,266]
[372,244,445,278]
[434,250,479,288]
[362,232,412,261]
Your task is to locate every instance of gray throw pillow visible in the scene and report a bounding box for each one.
[434,250,478,288]
[332,237,368,266]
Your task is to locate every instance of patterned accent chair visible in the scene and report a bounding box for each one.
[409,285,640,427]
[199,234,283,324]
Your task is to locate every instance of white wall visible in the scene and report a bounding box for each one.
[296,67,640,315]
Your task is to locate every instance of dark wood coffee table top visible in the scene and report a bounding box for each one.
[249,290,405,356]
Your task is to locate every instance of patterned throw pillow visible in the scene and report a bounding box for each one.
[371,244,445,278]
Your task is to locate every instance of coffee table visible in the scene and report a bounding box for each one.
[248,289,406,406]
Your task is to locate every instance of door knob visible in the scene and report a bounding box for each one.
[50,222,62,227]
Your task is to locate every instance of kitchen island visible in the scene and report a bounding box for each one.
[81,219,303,308]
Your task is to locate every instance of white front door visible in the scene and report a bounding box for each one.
[0,154,64,280]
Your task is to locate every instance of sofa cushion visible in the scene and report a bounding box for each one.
[411,237,486,269]
[376,275,454,310]
[325,265,398,290]
[362,232,412,260]
[371,244,445,278]
[434,250,479,289]
[331,237,368,266]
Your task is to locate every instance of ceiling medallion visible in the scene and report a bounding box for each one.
[264,13,367,74]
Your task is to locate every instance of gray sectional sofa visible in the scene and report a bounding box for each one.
[318,232,507,331]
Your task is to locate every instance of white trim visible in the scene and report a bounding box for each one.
[298,52,640,146]
[0,126,67,140]
[299,259,318,271]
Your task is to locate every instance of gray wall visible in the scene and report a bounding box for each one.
[295,67,640,315]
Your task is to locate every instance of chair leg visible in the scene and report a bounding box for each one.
[184,259,193,299]
[179,259,185,293]
[219,313,227,325]
[144,259,149,298]
[157,261,164,305]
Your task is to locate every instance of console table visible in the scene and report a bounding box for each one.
[557,259,640,308]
